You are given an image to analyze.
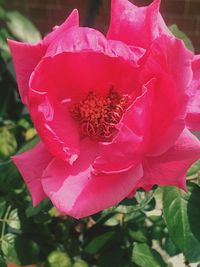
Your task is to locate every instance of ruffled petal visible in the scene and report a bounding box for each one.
[186,55,200,131]
[28,91,80,163]
[8,9,79,106]
[139,129,200,191]
[8,40,45,105]
[43,9,79,45]
[107,0,171,48]
[12,141,53,206]
[42,138,143,218]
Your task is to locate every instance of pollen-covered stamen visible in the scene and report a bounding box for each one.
[71,88,130,141]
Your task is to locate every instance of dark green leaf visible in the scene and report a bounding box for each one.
[0,198,6,218]
[84,231,115,254]
[26,199,52,218]
[163,184,200,262]
[163,237,181,257]
[0,160,21,191]
[132,243,167,267]
[0,255,6,267]
[128,228,147,243]
[1,233,39,265]
[98,247,128,267]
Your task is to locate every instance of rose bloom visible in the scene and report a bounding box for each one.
[9,0,200,218]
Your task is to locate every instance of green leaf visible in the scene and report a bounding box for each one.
[1,233,39,265]
[6,11,41,43]
[0,28,11,61]
[7,209,21,230]
[0,6,6,20]
[163,237,181,257]
[84,231,115,254]
[0,126,17,157]
[46,251,72,267]
[128,228,147,243]
[26,199,52,218]
[0,160,21,191]
[132,243,167,267]
[0,198,7,218]
[187,160,200,177]
[0,255,6,267]
[73,259,89,267]
[163,184,200,262]
[17,135,40,154]
[169,24,194,51]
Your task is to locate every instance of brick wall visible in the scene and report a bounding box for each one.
[5,0,200,53]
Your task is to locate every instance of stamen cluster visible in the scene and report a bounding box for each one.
[71,88,129,141]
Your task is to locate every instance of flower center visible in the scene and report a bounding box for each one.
[71,87,129,141]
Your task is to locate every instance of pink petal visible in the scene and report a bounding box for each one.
[28,91,80,163]
[8,9,79,106]
[141,35,193,93]
[94,71,188,174]
[12,141,53,206]
[43,9,79,46]
[139,129,200,191]
[8,39,45,105]
[140,36,193,155]
[42,138,143,218]
[30,26,144,104]
[93,79,154,174]
[186,55,200,131]
[28,28,143,162]
[107,0,170,48]
[45,26,144,63]
[41,27,144,100]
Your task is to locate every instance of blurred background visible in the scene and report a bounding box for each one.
[4,0,200,53]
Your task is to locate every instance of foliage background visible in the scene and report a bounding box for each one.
[0,1,200,266]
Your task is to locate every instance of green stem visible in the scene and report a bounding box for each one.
[0,205,11,242]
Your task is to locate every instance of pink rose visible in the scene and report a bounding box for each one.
[9,0,200,218]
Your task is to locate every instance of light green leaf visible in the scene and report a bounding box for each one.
[187,160,200,177]
[169,24,194,51]
[73,259,89,267]
[0,126,17,157]
[7,209,21,230]
[6,11,41,43]
[163,184,200,262]
[132,243,167,267]
[46,251,72,267]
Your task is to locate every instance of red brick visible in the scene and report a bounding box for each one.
[4,0,200,53]
[29,7,48,20]
[161,0,186,15]
[188,1,200,15]
[164,15,197,34]
[130,0,152,7]
[188,35,200,53]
